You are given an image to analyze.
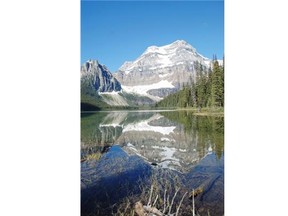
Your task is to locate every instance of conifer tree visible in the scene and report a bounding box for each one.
[211,59,224,107]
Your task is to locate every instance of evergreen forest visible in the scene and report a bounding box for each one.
[156,58,224,110]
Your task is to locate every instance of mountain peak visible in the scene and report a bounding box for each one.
[143,40,196,56]
[84,59,112,73]
[169,40,196,51]
[119,40,206,74]
[171,39,189,46]
[86,59,99,65]
[81,59,122,93]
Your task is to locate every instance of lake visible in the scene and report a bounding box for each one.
[81,110,224,216]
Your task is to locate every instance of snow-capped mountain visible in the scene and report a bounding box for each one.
[114,40,211,101]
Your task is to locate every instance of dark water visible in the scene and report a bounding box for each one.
[81,110,224,216]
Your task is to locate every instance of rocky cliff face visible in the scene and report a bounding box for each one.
[114,40,211,100]
[81,60,122,93]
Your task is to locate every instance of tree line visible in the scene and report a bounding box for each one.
[156,57,224,109]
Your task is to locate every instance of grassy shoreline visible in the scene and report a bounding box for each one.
[174,107,224,117]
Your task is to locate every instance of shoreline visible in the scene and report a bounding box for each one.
[174,107,224,117]
[81,107,224,117]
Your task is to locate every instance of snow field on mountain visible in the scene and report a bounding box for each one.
[122,80,175,100]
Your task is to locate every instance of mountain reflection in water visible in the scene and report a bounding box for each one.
[82,111,223,173]
[81,110,224,216]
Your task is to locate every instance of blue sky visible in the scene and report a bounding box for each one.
[81,1,224,72]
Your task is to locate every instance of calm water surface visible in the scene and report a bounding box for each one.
[81,110,224,216]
